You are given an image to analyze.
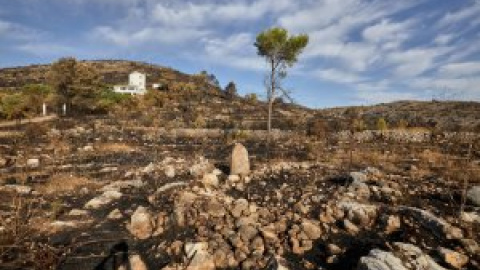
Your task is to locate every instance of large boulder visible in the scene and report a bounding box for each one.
[358,243,448,270]
[399,207,463,239]
[357,249,407,270]
[230,143,250,176]
[466,185,480,206]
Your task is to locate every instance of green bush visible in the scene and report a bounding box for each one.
[245,93,258,104]
[97,89,129,110]
[377,117,388,131]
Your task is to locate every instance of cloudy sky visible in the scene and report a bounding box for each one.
[1,0,480,108]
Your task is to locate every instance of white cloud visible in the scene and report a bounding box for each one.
[0,19,42,40]
[434,34,454,45]
[362,19,413,45]
[438,1,480,27]
[92,25,209,46]
[313,68,366,84]
[387,47,452,77]
[151,0,294,27]
[412,76,480,100]
[201,33,265,71]
[17,43,78,56]
[438,62,480,78]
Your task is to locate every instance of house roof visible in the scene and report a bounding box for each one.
[130,71,144,75]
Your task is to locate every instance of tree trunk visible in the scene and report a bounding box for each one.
[267,59,276,135]
[267,99,273,133]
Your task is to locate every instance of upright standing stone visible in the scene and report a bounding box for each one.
[230,143,250,176]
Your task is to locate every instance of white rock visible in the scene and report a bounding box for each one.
[212,168,223,176]
[107,209,123,220]
[85,190,122,209]
[142,162,156,174]
[202,173,219,187]
[5,185,32,195]
[184,242,215,270]
[27,158,40,168]
[127,206,154,240]
[230,143,250,176]
[68,209,89,216]
[164,165,175,178]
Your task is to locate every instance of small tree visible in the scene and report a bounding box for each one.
[353,118,367,132]
[224,81,237,98]
[48,58,104,115]
[1,93,27,120]
[377,117,388,131]
[48,57,77,114]
[254,27,308,134]
[397,119,408,129]
[245,93,258,104]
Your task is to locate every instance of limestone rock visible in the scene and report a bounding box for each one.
[128,206,154,239]
[437,247,469,269]
[190,158,214,177]
[202,173,219,188]
[399,207,463,239]
[85,190,122,209]
[107,209,123,220]
[339,201,377,226]
[184,242,215,270]
[230,143,250,176]
[5,185,32,195]
[301,220,322,240]
[231,199,249,218]
[384,215,401,234]
[466,185,480,206]
[350,171,367,183]
[165,165,175,178]
[68,209,89,216]
[207,200,226,217]
[118,255,148,270]
[27,158,40,168]
[392,242,447,270]
[357,249,407,270]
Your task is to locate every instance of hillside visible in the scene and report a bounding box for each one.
[0,60,206,90]
[317,100,480,131]
[1,61,480,132]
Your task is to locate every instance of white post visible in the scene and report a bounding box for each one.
[62,103,67,116]
[42,103,47,116]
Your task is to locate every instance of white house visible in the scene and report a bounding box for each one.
[113,71,147,95]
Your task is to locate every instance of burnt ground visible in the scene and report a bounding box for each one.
[0,116,479,270]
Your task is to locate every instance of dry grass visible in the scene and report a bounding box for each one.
[95,142,135,152]
[35,174,99,195]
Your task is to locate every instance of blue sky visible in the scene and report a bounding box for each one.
[1,0,479,108]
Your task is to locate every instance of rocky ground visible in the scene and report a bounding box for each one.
[0,117,479,270]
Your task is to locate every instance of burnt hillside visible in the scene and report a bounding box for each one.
[0,60,205,89]
[316,100,480,131]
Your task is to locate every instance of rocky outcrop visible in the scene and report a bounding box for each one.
[398,207,463,239]
[358,243,448,270]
